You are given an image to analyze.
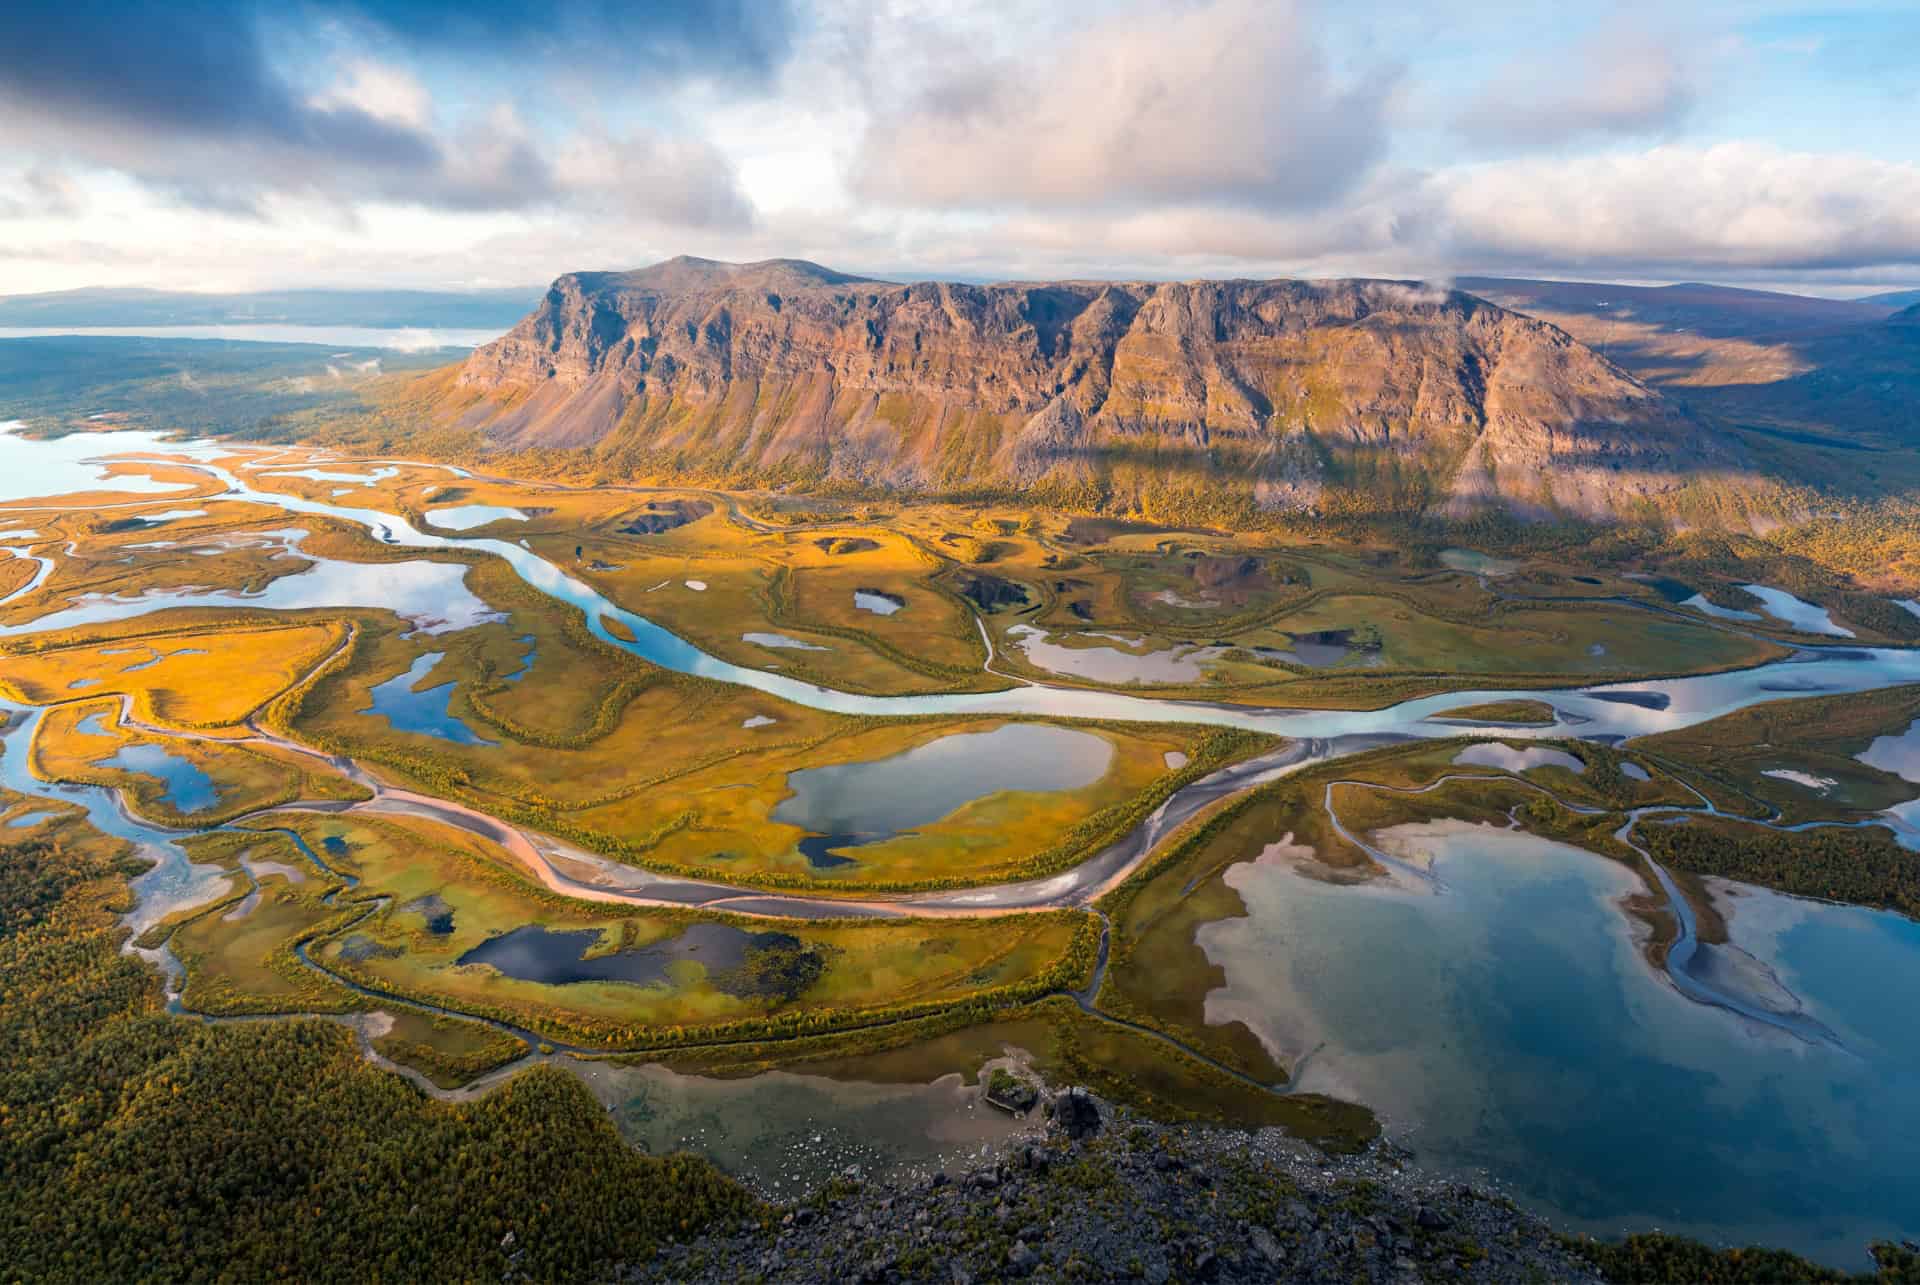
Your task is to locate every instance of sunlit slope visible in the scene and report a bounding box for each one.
[412,257,1750,523]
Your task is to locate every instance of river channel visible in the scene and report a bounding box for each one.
[4,423,1919,1265]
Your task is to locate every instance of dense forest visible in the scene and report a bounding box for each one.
[0,823,753,1282]
[1640,819,1920,919]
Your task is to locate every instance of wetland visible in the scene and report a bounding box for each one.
[2,419,1918,1267]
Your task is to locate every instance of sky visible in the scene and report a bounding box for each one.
[0,0,1917,297]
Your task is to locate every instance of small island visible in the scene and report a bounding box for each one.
[1432,699,1559,726]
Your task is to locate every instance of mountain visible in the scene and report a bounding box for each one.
[1458,278,1896,341]
[1860,289,1920,310]
[1463,276,1920,461]
[429,256,1745,521]
[0,286,540,330]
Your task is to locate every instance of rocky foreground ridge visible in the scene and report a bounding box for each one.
[620,1087,1913,1284]
[436,257,1747,522]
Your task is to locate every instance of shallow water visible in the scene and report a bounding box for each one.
[853,590,904,616]
[0,420,206,502]
[1857,717,1920,782]
[1199,821,1920,1267]
[427,503,528,531]
[1681,593,1760,622]
[458,921,785,987]
[1739,584,1854,637]
[260,464,400,485]
[1439,549,1519,577]
[1255,638,1354,668]
[1005,624,1226,684]
[0,527,503,638]
[1760,767,1836,792]
[1451,743,1586,774]
[361,653,496,745]
[771,723,1114,844]
[94,741,222,813]
[743,631,828,651]
[566,1059,1036,1196]
[0,704,230,952]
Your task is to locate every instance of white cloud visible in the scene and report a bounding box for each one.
[310,59,433,130]
[1424,143,1920,271]
[553,127,756,230]
[1452,26,1700,146]
[851,0,1394,213]
[0,164,82,219]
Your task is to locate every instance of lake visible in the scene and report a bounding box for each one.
[1199,820,1920,1268]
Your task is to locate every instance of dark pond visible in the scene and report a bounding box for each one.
[458,921,814,994]
[402,893,456,935]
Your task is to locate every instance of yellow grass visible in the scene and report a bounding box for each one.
[0,621,344,727]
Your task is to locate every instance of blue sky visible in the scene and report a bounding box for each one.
[0,0,1915,295]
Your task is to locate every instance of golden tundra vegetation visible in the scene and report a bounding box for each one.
[4,449,1920,1169]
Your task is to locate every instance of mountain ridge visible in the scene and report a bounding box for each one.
[427,258,1750,522]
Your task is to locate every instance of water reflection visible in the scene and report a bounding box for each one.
[361,652,495,745]
[1200,821,1920,1267]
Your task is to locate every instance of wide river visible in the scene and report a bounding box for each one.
[4,422,1919,1266]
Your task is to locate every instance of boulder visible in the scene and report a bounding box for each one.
[1049,1087,1103,1140]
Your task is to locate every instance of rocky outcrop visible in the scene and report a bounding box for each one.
[442,256,1747,521]
[622,1088,1613,1284]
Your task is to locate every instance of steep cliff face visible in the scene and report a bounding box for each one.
[443,256,1744,519]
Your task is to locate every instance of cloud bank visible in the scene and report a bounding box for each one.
[0,0,1916,292]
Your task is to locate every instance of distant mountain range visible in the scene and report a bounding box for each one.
[0,286,541,331]
[1859,289,1920,309]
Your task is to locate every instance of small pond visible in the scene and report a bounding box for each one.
[1681,593,1761,622]
[743,632,828,651]
[93,742,221,813]
[1255,629,1371,668]
[1438,549,1520,578]
[1738,584,1854,638]
[771,723,1114,862]
[119,645,208,673]
[427,503,529,531]
[1005,625,1226,685]
[458,921,803,989]
[401,893,455,935]
[1451,743,1586,774]
[263,464,400,485]
[5,809,56,828]
[1761,768,1837,793]
[361,652,496,746]
[1857,717,1920,783]
[853,589,905,616]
